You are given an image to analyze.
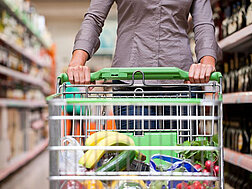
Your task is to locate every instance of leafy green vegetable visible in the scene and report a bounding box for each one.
[177,135,219,163]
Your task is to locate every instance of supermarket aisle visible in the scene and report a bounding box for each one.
[0,150,49,189]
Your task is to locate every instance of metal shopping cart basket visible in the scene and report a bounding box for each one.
[47,67,223,189]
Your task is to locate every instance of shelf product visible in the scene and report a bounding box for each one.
[214,0,252,41]
[223,120,250,154]
[0,0,52,48]
[224,162,252,188]
[222,53,252,93]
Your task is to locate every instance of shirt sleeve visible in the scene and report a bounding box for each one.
[73,0,115,59]
[190,0,220,62]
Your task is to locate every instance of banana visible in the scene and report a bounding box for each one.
[85,131,119,146]
[80,133,135,169]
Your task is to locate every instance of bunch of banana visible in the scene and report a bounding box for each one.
[79,131,136,169]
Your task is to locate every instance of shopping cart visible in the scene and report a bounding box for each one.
[47,67,223,189]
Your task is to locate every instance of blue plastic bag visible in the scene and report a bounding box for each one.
[149,154,198,189]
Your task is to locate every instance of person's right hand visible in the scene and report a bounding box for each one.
[67,50,90,84]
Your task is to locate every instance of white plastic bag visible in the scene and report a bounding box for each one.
[59,136,86,174]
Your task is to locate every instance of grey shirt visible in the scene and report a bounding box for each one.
[74,0,219,78]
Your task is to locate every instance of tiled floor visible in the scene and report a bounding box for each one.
[0,150,49,189]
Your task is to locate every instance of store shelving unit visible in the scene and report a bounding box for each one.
[0,99,46,108]
[0,65,51,94]
[0,0,55,182]
[223,92,252,104]
[0,33,50,67]
[217,0,252,175]
[218,24,252,52]
[224,148,252,173]
[0,138,48,181]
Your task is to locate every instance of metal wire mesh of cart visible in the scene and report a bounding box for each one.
[47,67,223,189]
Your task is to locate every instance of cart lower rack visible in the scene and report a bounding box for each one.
[47,67,223,189]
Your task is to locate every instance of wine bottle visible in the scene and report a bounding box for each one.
[222,6,232,38]
[228,4,238,35]
[223,62,230,93]
[246,0,252,25]
[229,59,235,93]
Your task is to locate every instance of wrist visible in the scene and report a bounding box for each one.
[70,50,89,66]
[200,56,216,68]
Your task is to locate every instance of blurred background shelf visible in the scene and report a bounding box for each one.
[0,33,50,67]
[0,65,50,94]
[0,0,50,49]
[218,24,252,53]
[0,99,46,108]
[0,138,48,181]
[224,148,252,173]
[31,119,45,130]
[223,92,252,104]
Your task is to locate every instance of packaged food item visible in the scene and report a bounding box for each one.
[111,180,146,189]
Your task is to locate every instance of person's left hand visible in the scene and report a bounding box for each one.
[188,56,216,83]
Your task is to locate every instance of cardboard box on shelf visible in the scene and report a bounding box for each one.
[0,139,11,169]
[7,109,24,159]
[7,109,15,159]
[27,128,37,151]
[0,108,11,169]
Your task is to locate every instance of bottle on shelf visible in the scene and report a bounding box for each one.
[243,55,250,91]
[229,58,236,93]
[247,0,252,26]
[249,121,252,154]
[237,53,245,92]
[222,6,232,38]
[249,53,252,91]
[223,62,230,93]
[237,1,246,30]
[228,4,238,35]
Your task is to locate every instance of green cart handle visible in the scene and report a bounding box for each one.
[58,67,222,85]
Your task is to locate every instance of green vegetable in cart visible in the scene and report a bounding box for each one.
[111,180,146,189]
[177,135,219,163]
[150,180,168,189]
[79,133,135,168]
[96,150,136,172]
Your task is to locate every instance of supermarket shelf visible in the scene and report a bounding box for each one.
[0,138,48,181]
[223,92,252,104]
[0,33,50,68]
[0,0,50,49]
[0,65,51,94]
[31,120,45,130]
[0,99,47,108]
[224,148,252,172]
[218,24,252,52]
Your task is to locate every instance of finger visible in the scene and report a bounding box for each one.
[199,64,207,83]
[78,66,85,84]
[67,69,74,84]
[73,70,80,84]
[194,64,201,83]
[205,65,214,83]
[84,66,90,84]
[189,64,196,83]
